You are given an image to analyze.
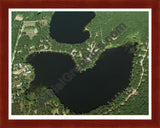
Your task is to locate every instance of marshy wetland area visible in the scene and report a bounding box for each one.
[11,11,149,115]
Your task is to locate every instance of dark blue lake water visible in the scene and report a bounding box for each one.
[26,12,135,113]
[27,45,134,113]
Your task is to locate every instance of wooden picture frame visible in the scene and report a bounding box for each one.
[0,0,160,127]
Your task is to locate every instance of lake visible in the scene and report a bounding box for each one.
[49,12,95,44]
[27,45,134,114]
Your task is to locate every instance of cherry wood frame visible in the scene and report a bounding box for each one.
[0,0,160,128]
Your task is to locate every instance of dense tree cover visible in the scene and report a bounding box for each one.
[11,12,23,53]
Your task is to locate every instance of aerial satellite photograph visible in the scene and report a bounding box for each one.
[10,9,150,116]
